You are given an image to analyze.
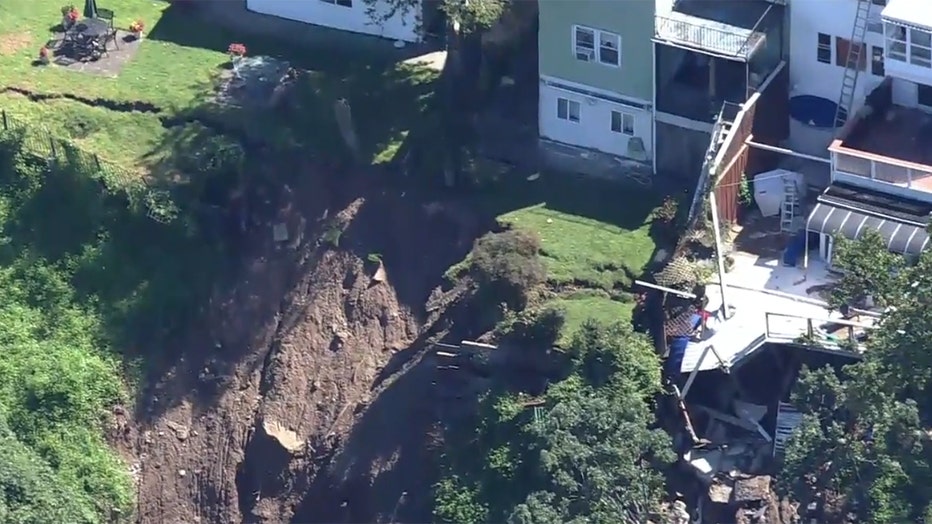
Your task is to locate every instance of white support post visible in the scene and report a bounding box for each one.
[708,190,732,319]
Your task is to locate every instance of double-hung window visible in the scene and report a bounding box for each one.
[610,110,634,136]
[574,25,621,67]
[557,97,581,123]
[885,23,932,68]
[321,0,353,7]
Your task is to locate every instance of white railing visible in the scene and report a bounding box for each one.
[763,312,875,353]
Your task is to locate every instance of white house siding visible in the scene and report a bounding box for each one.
[246,0,421,43]
[538,76,653,163]
[789,0,888,109]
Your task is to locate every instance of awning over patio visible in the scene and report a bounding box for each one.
[806,201,930,257]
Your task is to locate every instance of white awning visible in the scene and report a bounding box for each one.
[882,0,932,31]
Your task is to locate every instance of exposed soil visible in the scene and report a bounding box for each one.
[111,161,489,523]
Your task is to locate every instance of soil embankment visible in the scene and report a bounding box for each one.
[114,164,486,523]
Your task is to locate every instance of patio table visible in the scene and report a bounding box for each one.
[68,17,110,40]
[64,18,110,60]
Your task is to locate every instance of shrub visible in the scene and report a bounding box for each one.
[468,229,545,309]
[495,305,566,348]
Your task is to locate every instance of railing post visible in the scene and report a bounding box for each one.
[764,313,770,337]
[806,319,813,338]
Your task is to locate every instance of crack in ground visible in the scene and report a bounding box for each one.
[1,86,162,113]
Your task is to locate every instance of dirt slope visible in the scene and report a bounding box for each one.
[113,165,484,523]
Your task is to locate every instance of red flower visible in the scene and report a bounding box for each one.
[67,8,79,22]
[130,20,145,33]
[39,46,49,58]
[227,43,247,57]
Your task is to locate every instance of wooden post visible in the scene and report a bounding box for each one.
[1,109,7,130]
[671,384,700,445]
[806,318,813,338]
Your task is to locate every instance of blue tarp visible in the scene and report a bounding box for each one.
[666,336,690,375]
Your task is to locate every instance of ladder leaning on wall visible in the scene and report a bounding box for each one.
[834,0,873,131]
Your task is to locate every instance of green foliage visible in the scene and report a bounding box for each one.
[365,0,510,33]
[738,175,752,206]
[469,229,546,309]
[495,304,566,348]
[0,117,229,521]
[436,320,672,523]
[783,245,932,522]
[828,229,906,309]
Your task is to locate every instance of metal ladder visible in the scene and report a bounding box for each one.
[834,0,872,130]
[780,176,799,232]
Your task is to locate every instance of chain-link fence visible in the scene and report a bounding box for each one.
[0,109,176,223]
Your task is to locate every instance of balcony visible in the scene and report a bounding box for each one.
[829,79,932,202]
[654,0,781,60]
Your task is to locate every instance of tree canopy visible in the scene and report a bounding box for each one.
[781,233,932,522]
[435,320,674,524]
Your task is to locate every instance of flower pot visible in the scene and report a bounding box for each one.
[231,55,243,78]
[132,31,143,40]
[39,55,50,65]
[62,16,74,30]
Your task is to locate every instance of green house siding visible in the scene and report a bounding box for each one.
[539,0,654,102]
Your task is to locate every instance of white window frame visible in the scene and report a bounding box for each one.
[885,22,932,68]
[321,0,353,7]
[610,110,635,136]
[557,97,581,123]
[573,25,621,67]
[817,33,832,64]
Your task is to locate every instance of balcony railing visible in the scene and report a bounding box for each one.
[832,149,932,195]
[655,15,763,57]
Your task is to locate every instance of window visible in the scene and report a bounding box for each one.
[599,32,621,67]
[887,24,907,61]
[835,37,867,70]
[870,0,886,5]
[918,84,932,108]
[910,28,932,67]
[574,26,621,67]
[321,0,353,6]
[574,27,595,62]
[817,33,832,64]
[872,46,885,76]
[611,110,634,136]
[557,98,580,123]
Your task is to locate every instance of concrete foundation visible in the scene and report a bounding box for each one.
[538,139,653,185]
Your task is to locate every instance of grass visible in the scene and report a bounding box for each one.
[0,0,439,171]
[481,171,663,341]
[0,0,442,520]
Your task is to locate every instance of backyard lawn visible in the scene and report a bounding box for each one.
[0,0,437,172]
[483,171,665,344]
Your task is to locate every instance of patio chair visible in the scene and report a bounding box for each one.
[96,8,119,51]
[96,8,115,28]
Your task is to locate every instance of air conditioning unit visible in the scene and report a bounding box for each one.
[575,48,595,62]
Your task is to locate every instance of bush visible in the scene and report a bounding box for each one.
[469,229,546,309]
[495,305,566,348]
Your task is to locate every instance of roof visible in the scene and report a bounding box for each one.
[821,183,932,225]
[882,0,932,31]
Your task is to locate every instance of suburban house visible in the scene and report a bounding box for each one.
[245,0,423,43]
[803,0,932,265]
[652,0,787,176]
[537,0,656,179]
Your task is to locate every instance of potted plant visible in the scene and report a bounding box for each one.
[227,43,247,78]
[61,5,79,30]
[39,46,50,65]
[129,19,145,40]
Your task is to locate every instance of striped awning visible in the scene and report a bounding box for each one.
[806,202,930,256]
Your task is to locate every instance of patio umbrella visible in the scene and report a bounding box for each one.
[83,0,97,19]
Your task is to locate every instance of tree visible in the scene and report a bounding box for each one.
[363,0,510,35]
[782,237,932,522]
[435,320,674,524]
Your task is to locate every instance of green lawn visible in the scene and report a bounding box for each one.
[0,0,437,171]
[484,171,663,342]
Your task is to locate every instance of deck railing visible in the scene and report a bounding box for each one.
[832,148,932,196]
[763,312,875,353]
[655,15,761,57]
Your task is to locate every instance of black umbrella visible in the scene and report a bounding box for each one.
[83,0,97,19]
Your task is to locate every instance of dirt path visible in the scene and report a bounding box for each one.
[114,164,486,523]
